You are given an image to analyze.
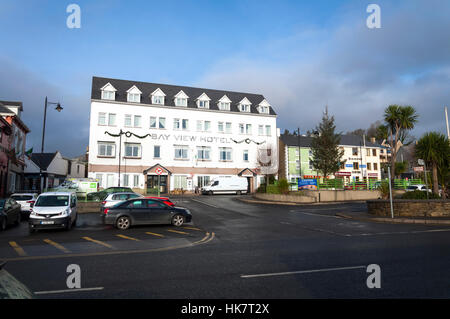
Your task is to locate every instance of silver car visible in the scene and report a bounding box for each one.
[100,192,142,211]
[10,193,38,217]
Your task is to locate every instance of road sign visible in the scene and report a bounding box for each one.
[414,166,424,173]
[418,159,425,166]
[155,167,164,175]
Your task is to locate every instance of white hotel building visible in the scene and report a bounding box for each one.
[88,77,278,194]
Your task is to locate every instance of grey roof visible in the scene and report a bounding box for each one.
[281,133,382,148]
[0,102,15,114]
[30,153,57,170]
[0,100,23,111]
[91,76,276,116]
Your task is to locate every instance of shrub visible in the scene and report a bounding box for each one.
[266,184,281,194]
[377,181,390,199]
[278,179,289,194]
[401,190,441,200]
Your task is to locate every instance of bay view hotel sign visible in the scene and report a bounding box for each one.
[88,76,278,194]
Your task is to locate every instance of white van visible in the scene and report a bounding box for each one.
[201,176,248,195]
[28,192,78,233]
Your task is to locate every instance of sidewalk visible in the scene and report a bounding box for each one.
[336,211,450,225]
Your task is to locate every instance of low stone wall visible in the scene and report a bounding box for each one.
[303,190,383,202]
[367,200,450,217]
[253,193,316,203]
[78,201,101,213]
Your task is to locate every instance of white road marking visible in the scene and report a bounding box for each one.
[191,198,219,208]
[291,211,342,219]
[241,265,367,278]
[34,287,104,295]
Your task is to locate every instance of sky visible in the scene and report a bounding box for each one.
[0,0,449,157]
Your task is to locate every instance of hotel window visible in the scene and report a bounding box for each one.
[374,163,378,170]
[101,90,115,100]
[133,115,141,127]
[197,120,211,132]
[198,100,209,108]
[246,124,252,134]
[150,117,157,128]
[218,122,224,133]
[258,125,264,136]
[225,122,232,134]
[98,142,115,157]
[154,145,161,158]
[175,98,187,107]
[372,149,377,156]
[125,143,141,158]
[352,148,358,156]
[174,118,180,130]
[243,150,249,162]
[174,145,189,159]
[98,112,106,125]
[124,114,132,127]
[239,124,245,134]
[182,119,189,130]
[219,147,232,161]
[123,174,129,187]
[174,118,188,130]
[152,95,164,105]
[133,175,140,188]
[353,162,359,170]
[219,102,230,111]
[197,146,211,160]
[159,117,165,129]
[259,106,269,114]
[127,93,140,103]
[240,104,250,112]
[265,125,271,136]
[367,163,372,170]
[367,149,371,156]
[108,113,116,126]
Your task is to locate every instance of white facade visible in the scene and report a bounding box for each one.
[88,79,278,193]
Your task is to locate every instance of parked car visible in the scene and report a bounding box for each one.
[10,193,38,218]
[0,262,33,299]
[144,196,175,207]
[28,192,78,233]
[101,192,143,211]
[101,198,192,230]
[87,187,133,201]
[406,185,432,192]
[0,198,22,231]
[201,176,248,195]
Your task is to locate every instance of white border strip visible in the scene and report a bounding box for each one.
[34,287,104,295]
[241,265,366,278]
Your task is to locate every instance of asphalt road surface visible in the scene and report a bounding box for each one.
[2,195,450,298]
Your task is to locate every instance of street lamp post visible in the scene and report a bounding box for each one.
[40,97,63,192]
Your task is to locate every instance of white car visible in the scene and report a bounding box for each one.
[406,184,431,192]
[28,192,78,233]
[10,193,38,217]
[201,176,248,195]
[101,192,142,211]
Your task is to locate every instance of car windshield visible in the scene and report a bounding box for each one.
[407,186,417,190]
[0,199,5,208]
[35,196,69,207]
[11,195,33,201]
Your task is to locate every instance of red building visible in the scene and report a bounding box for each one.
[0,106,12,197]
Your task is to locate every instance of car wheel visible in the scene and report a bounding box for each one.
[0,218,6,231]
[116,216,131,230]
[171,214,184,227]
[66,218,72,230]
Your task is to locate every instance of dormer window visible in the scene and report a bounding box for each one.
[100,83,117,100]
[174,90,189,107]
[151,88,166,105]
[196,93,211,109]
[218,95,231,111]
[258,99,271,114]
[126,85,142,103]
[238,97,252,113]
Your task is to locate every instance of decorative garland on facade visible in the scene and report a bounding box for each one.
[104,130,152,139]
[231,138,266,145]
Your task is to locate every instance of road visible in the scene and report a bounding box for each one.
[2,195,450,298]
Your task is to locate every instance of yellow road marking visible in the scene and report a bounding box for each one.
[43,239,71,253]
[3,231,215,262]
[145,231,164,237]
[167,229,189,235]
[9,241,27,256]
[116,234,140,241]
[182,226,201,231]
[82,237,114,249]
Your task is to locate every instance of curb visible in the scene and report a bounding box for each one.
[237,197,367,206]
[336,212,450,225]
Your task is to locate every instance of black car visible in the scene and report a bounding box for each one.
[87,187,134,201]
[0,198,22,231]
[101,198,192,230]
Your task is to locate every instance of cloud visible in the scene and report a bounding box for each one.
[196,1,450,138]
[0,57,89,157]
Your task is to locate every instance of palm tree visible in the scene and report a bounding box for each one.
[384,105,418,180]
[415,132,450,196]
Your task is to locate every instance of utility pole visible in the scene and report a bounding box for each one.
[445,106,450,140]
[298,128,301,183]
